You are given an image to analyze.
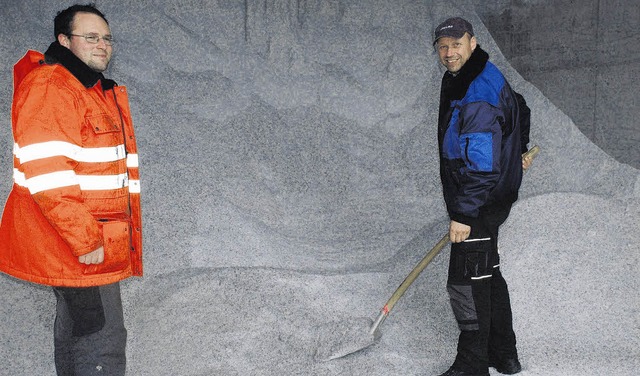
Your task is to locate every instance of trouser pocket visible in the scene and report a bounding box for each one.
[84,214,132,275]
[447,237,495,331]
[448,238,494,282]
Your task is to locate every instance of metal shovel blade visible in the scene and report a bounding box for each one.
[313,316,380,362]
[313,234,450,362]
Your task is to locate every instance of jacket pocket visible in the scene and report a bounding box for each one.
[459,132,493,172]
[86,114,120,134]
[84,214,132,275]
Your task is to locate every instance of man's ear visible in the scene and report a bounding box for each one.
[57,33,70,48]
[470,36,477,51]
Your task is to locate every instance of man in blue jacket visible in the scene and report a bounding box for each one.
[433,17,530,376]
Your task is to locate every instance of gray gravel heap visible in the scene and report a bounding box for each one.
[0,1,638,375]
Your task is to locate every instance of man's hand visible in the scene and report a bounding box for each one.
[449,220,471,243]
[78,246,104,265]
[522,154,533,170]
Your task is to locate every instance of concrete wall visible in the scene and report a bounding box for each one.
[474,0,640,168]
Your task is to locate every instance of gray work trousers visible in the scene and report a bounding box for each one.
[53,282,127,375]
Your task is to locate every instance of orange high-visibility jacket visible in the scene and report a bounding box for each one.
[0,49,142,287]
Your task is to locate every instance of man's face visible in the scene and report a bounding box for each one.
[435,33,476,74]
[58,12,112,72]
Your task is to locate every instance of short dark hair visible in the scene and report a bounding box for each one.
[54,3,108,39]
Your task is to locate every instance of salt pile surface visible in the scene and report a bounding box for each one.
[0,1,638,375]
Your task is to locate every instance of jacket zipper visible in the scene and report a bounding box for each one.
[110,88,136,253]
[464,137,470,164]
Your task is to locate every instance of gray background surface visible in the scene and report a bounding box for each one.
[474,0,640,168]
[0,1,638,375]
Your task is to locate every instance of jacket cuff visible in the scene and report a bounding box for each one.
[449,212,477,227]
[73,239,104,257]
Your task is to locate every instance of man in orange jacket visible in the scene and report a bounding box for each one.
[0,4,142,374]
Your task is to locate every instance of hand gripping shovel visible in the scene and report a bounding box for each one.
[314,145,540,362]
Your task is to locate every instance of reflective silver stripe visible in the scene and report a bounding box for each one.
[463,237,491,243]
[126,153,139,168]
[471,274,493,280]
[15,141,125,163]
[78,174,129,190]
[13,169,25,185]
[129,179,141,193]
[14,170,129,193]
[19,170,78,194]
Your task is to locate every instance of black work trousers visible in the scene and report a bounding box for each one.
[446,206,518,374]
[53,282,127,376]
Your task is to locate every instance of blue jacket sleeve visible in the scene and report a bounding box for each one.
[449,101,503,224]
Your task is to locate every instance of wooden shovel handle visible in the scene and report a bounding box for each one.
[381,233,450,315]
[523,145,540,160]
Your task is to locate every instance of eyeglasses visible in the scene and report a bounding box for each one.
[67,33,114,46]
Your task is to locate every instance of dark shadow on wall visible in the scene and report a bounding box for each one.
[473,0,640,169]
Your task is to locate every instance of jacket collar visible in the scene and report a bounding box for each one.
[441,46,489,101]
[44,41,116,90]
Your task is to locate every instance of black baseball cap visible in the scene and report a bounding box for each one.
[434,17,474,44]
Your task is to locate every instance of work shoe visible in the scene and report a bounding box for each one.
[437,367,489,376]
[489,358,522,374]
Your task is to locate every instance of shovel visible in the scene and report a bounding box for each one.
[314,233,449,362]
[314,145,540,362]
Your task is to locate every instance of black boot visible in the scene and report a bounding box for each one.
[437,367,490,376]
[489,358,522,374]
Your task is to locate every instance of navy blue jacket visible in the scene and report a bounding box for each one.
[438,47,525,226]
